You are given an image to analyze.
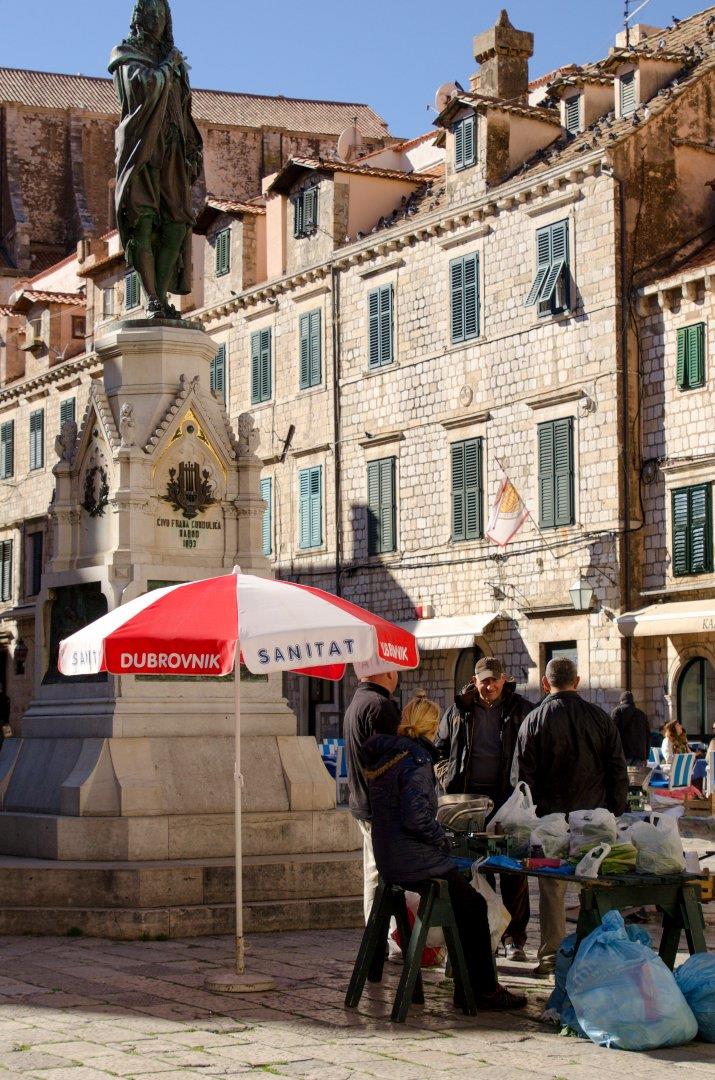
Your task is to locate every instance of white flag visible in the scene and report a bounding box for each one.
[486,476,528,547]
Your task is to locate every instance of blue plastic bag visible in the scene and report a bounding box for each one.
[548,924,652,1036]
[674,954,715,1042]
[565,911,698,1051]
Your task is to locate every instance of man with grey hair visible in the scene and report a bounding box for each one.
[516,656,628,975]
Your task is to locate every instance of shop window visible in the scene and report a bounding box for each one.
[677,656,715,739]
[544,640,578,668]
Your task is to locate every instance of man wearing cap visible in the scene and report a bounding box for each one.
[435,656,534,961]
[343,660,402,921]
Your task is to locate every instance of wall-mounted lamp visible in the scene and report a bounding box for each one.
[569,576,594,612]
[14,638,28,675]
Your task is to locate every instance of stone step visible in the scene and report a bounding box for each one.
[0,895,364,940]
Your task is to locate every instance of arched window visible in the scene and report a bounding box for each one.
[677,657,715,739]
[454,645,483,700]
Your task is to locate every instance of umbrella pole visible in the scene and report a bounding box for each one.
[203,660,275,994]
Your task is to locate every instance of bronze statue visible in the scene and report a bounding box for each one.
[109,1,203,319]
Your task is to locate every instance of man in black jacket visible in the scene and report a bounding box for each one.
[435,656,534,961]
[343,660,402,921]
[611,691,650,765]
[517,656,628,974]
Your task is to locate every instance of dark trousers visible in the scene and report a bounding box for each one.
[405,868,497,995]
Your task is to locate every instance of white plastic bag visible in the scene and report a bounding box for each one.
[629,813,685,874]
[470,860,510,953]
[575,843,611,880]
[531,813,569,858]
[568,809,618,855]
[487,781,538,855]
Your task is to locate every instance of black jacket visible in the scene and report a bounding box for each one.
[363,733,455,884]
[516,691,628,817]
[343,682,401,821]
[434,680,534,804]
[611,699,650,762]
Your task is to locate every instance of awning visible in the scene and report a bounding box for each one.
[617,599,715,638]
[398,613,501,651]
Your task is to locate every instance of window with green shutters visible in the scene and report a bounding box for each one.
[29,409,44,471]
[565,95,581,133]
[525,219,570,315]
[59,398,75,427]
[676,323,705,391]
[368,285,394,369]
[454,114,476,171]
[450,254,480,344]
[29,531,43,596]
[299,310,322,389]
[293,187,319,238]
[0,540,11,602]
[620,70,636,116]
[298,466,322,549]
[367,457,396,555]
[451,439,483,541]
[250,329,272,404]
[124,270,140,311]
[0,421,14,480]
[672,484,713,576]
[260,477,272,556]
[211,344,227,404]
[215,227,230,276]
[538,418,574,528]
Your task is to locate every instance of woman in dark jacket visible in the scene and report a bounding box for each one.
[362,697,526,1011]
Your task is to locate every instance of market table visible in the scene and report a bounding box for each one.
[474,862,708,969]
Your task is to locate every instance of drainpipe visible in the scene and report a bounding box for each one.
[617,174,633,691]
[331,263,344,720]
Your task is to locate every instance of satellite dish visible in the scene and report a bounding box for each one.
[337,124,364,163]
[435,81,460,113]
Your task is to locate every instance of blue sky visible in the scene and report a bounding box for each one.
[0,1,708,136]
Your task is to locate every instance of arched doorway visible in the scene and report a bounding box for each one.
[454,645,483,699]
[677,657,715,739]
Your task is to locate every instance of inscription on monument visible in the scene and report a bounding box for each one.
[156,515,222,549]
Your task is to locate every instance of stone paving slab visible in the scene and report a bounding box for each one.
[0,920,709,1079]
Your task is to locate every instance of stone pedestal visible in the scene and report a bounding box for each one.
[0,323,360,935]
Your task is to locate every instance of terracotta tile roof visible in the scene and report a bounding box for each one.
[0,67,391,138]
[643,236,715,287]
[205,195,266,216]
[529,64,580,91]
[77,251,126,278]
[545,70,615,98]
[27,249,78,283]
[10,288,84,309]
[268,157,438,194]
[436,91,562,128]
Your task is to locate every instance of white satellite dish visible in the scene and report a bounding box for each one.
[337,124,364,163]
[435,81,460,113]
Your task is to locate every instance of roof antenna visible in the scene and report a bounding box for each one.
[623,0,655,47]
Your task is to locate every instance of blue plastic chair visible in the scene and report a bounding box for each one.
[669,752,696,790]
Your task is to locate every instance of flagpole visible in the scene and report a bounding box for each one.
[493,456,560,562]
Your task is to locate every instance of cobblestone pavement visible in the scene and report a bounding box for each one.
[0,910,711,1080]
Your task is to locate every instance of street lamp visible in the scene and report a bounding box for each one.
[14,638,28,675]
[569,576,594,612]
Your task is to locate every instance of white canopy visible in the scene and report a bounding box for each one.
[617,599,715,638]
[398,613,501,651]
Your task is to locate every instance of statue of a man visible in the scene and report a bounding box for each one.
[109,1,203,319]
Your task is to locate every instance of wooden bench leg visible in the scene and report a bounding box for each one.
[393,890,424,1006]
[345,881,391,1008]
[680,884,708,957]
[442,911,476,1016]
[391,887,434,1023]
[658,909,682,971]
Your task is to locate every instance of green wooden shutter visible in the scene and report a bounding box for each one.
[368,287,393,368]
[0,421,14,479]
[451,442,465,540]
[211,345,226,404]
[379,285,393,366]
[540,220,569,307]
[672,487,690,576]
[538,421,556,528]
[676,328,687,388]
[379,457,396,553]
[689,484,712,574]
[450,258,465,344]
[305,187,318,233]
[215,228,230,276]
[125,271,139,310]
[250,332,261,403]
[309,466,322,547]
[463,254,479,340]
[59,398,75,426]
[454,119,464,170]
[29,410,44,470]
[309,310,321,386]
[687,323,705,389]
[293,194,304,238]
[368,289,381,368]
[553,417,574,526]
[0,540,11,601]
[565,95,580,133]
[525,227,552,306]
[298,470,310,548]
[620,70,636,116]
[367,460,380,554]
[464,438,482,539]
[30,531,43,595]
[299,313,311,388]
[260,329,271,401]
[260,477,272,556]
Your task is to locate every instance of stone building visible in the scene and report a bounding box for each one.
[0,66,392,287]
[3,7,715,743]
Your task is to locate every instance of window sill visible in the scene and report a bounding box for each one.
[215,271,230,280]
[677,384,707,394]
[532,308,576,327]
[364,362,397,377]
[294,546,329,559]
[365,550,401,565]
[298,383,324,395]
[250,399,273,409]
[446,336,484,353]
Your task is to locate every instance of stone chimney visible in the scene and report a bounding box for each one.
[471,9,534,103]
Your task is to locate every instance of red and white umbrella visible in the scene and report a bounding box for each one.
[59,568,418,990]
